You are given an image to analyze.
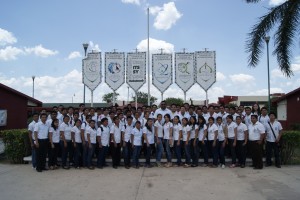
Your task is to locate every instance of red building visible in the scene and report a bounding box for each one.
[0,83,42,130]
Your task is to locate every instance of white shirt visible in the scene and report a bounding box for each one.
[198,124,207,141]
[154,108,172,124]
[97,125,110,146]
[28,120,37,140]
[244,114,252,127]
[266,121,282,142]
[207,123,218,141]
[221,112,229,125]
[248,121,265,141]
[189,124,199,139]
[172,123,182,141]
[110,123,122,143]
[57,112,63,125]
[182,125,191,141]
[92,114,98,129]
[46,119,53,128]
[259,115,270,129]
[227,122,237,139]
[87,127,97,144]
[71,126,82,143]
[81,122,90,142]
[176,112,190,122]
[154,120,163,138]
[131,127,143,146]
[34,121,49,139]
[217,124,225,141]
[163,122,173,140]
[143,126,155,144]
[49,127,60,143]
[59,122,72,140]
[237,123,248,141]
[121,123,134,143]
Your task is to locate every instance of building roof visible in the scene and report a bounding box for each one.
[274,87,300,103]
[0,82,42,106]
[43,103,108,108]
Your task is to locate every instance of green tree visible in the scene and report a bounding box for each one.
[245,0,300,77]
[102,92,119,103]
[165,97,184,106]
[132,92,157,105]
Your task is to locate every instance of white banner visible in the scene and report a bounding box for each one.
[82,52,102,91]
[195,51,216,91]
[152,54,173,93]
[0,110,7,126]
[105,52,125,91]
[126,52,146,91]
[175,53,195,92]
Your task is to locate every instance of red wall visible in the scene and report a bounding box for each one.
[286,92,300,129]
[0,88,28,130]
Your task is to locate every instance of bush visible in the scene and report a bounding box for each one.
[0,129,31,164]
[280,131,300,164]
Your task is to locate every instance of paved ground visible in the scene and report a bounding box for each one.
[0,164,299,200]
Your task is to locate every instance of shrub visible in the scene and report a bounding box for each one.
[0,129,31,164]
[280,131,300,164]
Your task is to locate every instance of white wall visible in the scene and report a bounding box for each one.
[277,99,287,121]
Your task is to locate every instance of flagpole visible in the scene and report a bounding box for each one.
[147,7,150,106]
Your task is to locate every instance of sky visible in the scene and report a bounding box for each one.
[0,0,299,104]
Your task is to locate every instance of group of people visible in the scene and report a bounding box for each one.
[29,101,283,172]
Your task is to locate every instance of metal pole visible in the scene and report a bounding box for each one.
[113,91,115,106]
[205,90,208,106]
[127,86,129,103]
[161,93,163,101]
[83,43,89,104]
[147,7,150,106]
[184,91,186,102]
[135,91,138,108]
[264,36,271,112]
[91,91,93,107]
[32,76,35,98]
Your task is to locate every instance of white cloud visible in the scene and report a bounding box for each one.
[271,68,285,78]
[248,87,284,96]
[229,74,255,83]
[136,37,174,53]
[88,41,101,52]
[269,0,287,6]
[0,46,24,61]
[292,63,300,72]
[121,0,140,5]
[24,44,58,57]
[150,2,182,30]
[0,28,17,46]
[66,51,81,60]
[217,72,226,81]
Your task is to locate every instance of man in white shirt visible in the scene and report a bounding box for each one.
[96,118,110,168]
[170,104,178,120]
[248,114,265,169]
[219,105,229,125]
[259,107,270,129]
[121,116,134,169]
[243,107,252,128]
[154,101,172,124]
[177,106,190,122]
[28,113,39,169]
[265,112,283,168]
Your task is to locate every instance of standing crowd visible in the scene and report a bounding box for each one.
[28,101,283,172]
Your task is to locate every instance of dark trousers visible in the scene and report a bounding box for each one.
[228,139,236,164]
[133,145,142,166]
[174,140,182,165]
[74,143,83,168]
[82,142,88,167]
[192,139,200,166]
[208,140,219,166]
[145,143,155,165]
[97,145,109,167]
[249,140,263,169]
[123,142,132,166]
[48,142,60,167]
[190,139,198,165]
[184,141,191,164]
[60,140,73,167]
[87,144,96,167]
[236,140,247,165]
[36,139,48,170]
[111,143,121,167]
[199,140,208,164]
[218,140,226,165]
[266,141,280,166]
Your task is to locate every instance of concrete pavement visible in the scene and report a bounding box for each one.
[0,164,299,200]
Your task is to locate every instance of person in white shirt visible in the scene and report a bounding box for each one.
[219,105,229,125]
[121,116,134,169]
[163,114,173,168]
[177,106,190,122]
[131,121,143,169]
[243,107,252,128]
[71,119,83,169]
[182,118,191,167]
[46,111,57,128]
[236,116,248,168]
[265,112,283,168]
[110,116,122,169]
[226,115,238,168]
[28,113,39,169]
[34,113,49,172]
[59,115,73,169]
[143,118,155,168]
[172,116,182,167]
[86,120,97,170]
[154,101,172,124]
[189,116,199,167]
[90,108,98,129]
[170,104,178,120]
[207,117,219,167]
[216,117,227,169]
[81,115,92,168]
[49,119,60,170]
[248,114,265,169]
[67,106,74,127]
[229,107,239,122]
[259,107,270,129]
[196,116,209,167]
[154,114,164,167]
[97,118,110,168]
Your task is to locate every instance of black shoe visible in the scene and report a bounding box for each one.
[125,165,130,169]
[240,165,245,168]
[265,164,272,167]
[36,169,42,172]
[97,166,103,169]
[42,168,48,171]
[191,164,197,167]
[113,166,118,169]
[253,167,263,170]
[63,166,70,170]
[276,165,281,168]
[103,164,109,167]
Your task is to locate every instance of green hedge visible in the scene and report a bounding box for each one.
[280,131,300,164]
[0,129,31,164]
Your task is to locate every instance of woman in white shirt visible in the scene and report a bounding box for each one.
[163,114,173,168]
[226,115,238,168]
[197,115,209,167]
[154,114,164,167]
[60,115,73,169]
[172,116,182,167]
[143,118,155,168]
[87,120,97,170]
[110,116,122,169]
[182,118,191,167]
[216,117,227,169]
[71,119,82,169]
[207,117,219,167]
[236,116,248,168]
[131,121,143,169]
[189,116,199,167]
[49,119,60,170]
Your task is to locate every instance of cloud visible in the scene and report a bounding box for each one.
[0,46,24,61]
[150,2,182,30]
[217,72,226,81]
[0,28,17,46]
[292,63,300,72]
[121,0,140,5]
[24,44,58,57]
[88,41,101,52]
[248,87,284,96]
[136,38,174,53]
[271,68,285,78]
[66,51,81,60]
[229,74,255,83]
[269,0,287,6]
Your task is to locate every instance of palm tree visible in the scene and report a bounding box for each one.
[245,0,300,77]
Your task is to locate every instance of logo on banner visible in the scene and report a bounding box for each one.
[178,62,191,83]
[132,65,140,75]
[198,62,214,82]
[108,62,121,83]
[84,61,99,83]
[154,63,170,84]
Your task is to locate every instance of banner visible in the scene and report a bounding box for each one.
[82,52,102,91]
[105,52,125,91]
[195,51,216,91]
[0,110,7,126]
[175,53,195,92]
[126,52,146,91]
[152,54,173,93]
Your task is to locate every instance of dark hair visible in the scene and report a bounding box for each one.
[216,116,222,121]
[163,114,171,125]
[40,113,47,118]
[126,116,133,120]
[198,115,206,129]
[51,119,59,131]
[251,103,261,115]
[74,119,82,126]
[173,116,181,124]
[226,115,233,121]
[101,118,108,123]
[32,113,39,117]
[269,112,277,118]
[79,103,85,107]
[63,115,70,120]
[51,111,57,115]
[189,116,197,130]
[135,121,141,126]
[182,117,188,126]
[251,114,258,119]
[236,116,242,120]
[261,107,268,111]
[230,107,236,111]
[208,117,215,122]
[145,118,153,132]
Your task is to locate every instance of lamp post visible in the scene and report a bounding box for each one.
[32,76,35,98]
[82,43,89,104]
[147,7,150,106]
[264,36,271,112]
[72,94,75,103]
